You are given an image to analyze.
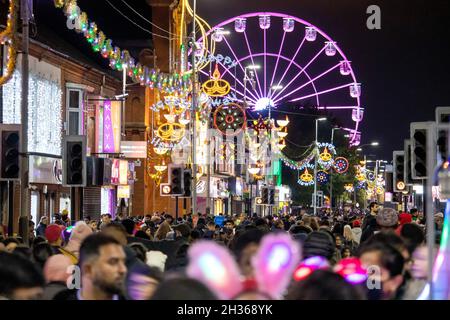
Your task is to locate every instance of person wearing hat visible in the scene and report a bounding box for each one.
[45,224,75,259]
[361,207,399,244]
[45,224,64,248]
[351,220,362,244]
[376,208,399,231]
[302,231,336,263]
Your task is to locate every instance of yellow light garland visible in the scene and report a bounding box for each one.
[0,0,19,87]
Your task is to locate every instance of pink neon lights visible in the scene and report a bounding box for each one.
[199,12,362,143]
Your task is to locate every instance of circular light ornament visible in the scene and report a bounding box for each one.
[213,103,246,136]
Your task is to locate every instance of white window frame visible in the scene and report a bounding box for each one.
[66,83,88,135]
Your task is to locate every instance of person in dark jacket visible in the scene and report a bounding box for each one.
[362,202,379,231]
[36,216,48,238]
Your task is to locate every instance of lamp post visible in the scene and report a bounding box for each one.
[190,0,198,215]
[329,127,342,209]
[356,142,380,208]
[314,117,327,215]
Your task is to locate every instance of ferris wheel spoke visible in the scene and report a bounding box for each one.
[268,31,287,97]
[289,83,355,103]
[264,28,267,97]
[222,37,247,76]
[243,31,264,98]
[273,62,341,105]
[272,45,326,102]
[230,86,257,104]
[269,35,307,99]
[317,106,359,110]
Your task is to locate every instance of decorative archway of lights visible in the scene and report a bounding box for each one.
[196,12,363,146]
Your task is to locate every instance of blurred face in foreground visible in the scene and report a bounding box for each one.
[410,246,429,280]
[127,274,159,300]
[360,250,403,300]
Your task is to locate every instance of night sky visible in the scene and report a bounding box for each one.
[29,0,450,161]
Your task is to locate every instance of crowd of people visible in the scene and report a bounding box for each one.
[0,201,444,300]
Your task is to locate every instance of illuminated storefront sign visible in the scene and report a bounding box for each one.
[117,185,131,199]
[120,141,147,158]
[29,155,63,184]
[95,100,121,154]
[119,160,128,185]
[111,159,120,185]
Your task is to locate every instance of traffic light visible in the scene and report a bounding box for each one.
[183,169,192,197]
[268,187,275,205]
[436,107,450,163]
[393,151,405,192]
[255,197,263,205]
[261,186,269,204]
[0,124,21,181]
[410,122,435,180]
[62,135,86,187]
[403,140,419,186]
[168,164,184,196]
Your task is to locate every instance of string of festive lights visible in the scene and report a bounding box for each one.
[53,0,191,95]
[3,69,62,155]
[0,0,19,86]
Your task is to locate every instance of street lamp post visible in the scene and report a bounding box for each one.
[314,118,327,215]
[191,0,198,215]
[330,127,342,209]
[356,142,380,208]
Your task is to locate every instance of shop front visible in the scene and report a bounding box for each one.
[196,176,229,215]
[28,154,70,222]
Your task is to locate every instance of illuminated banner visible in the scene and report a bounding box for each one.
[29,155,63,184]
[117,185,130,199]
[120,141,147,158]
[96,100,121,153]
[111,159,120,185]
[119,160,128,185]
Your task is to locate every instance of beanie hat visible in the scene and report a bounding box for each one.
[352,220,361,228]
[376,208,399,227]
[303,231,335,260]
[45,224,64,243]
[399,213,412,226]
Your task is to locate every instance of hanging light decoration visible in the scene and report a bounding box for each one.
[305,27,317,42]
[277,139,287,151]
[316,171,330,185]
[248,167,261,175]
[164,113,176,123]
[154,160,167,172]
[154,146,169,155]
[276,116,290,128]
[234,18,247,33]
[277,128,288,138]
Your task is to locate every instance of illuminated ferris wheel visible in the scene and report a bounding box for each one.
[196,12,363,146]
